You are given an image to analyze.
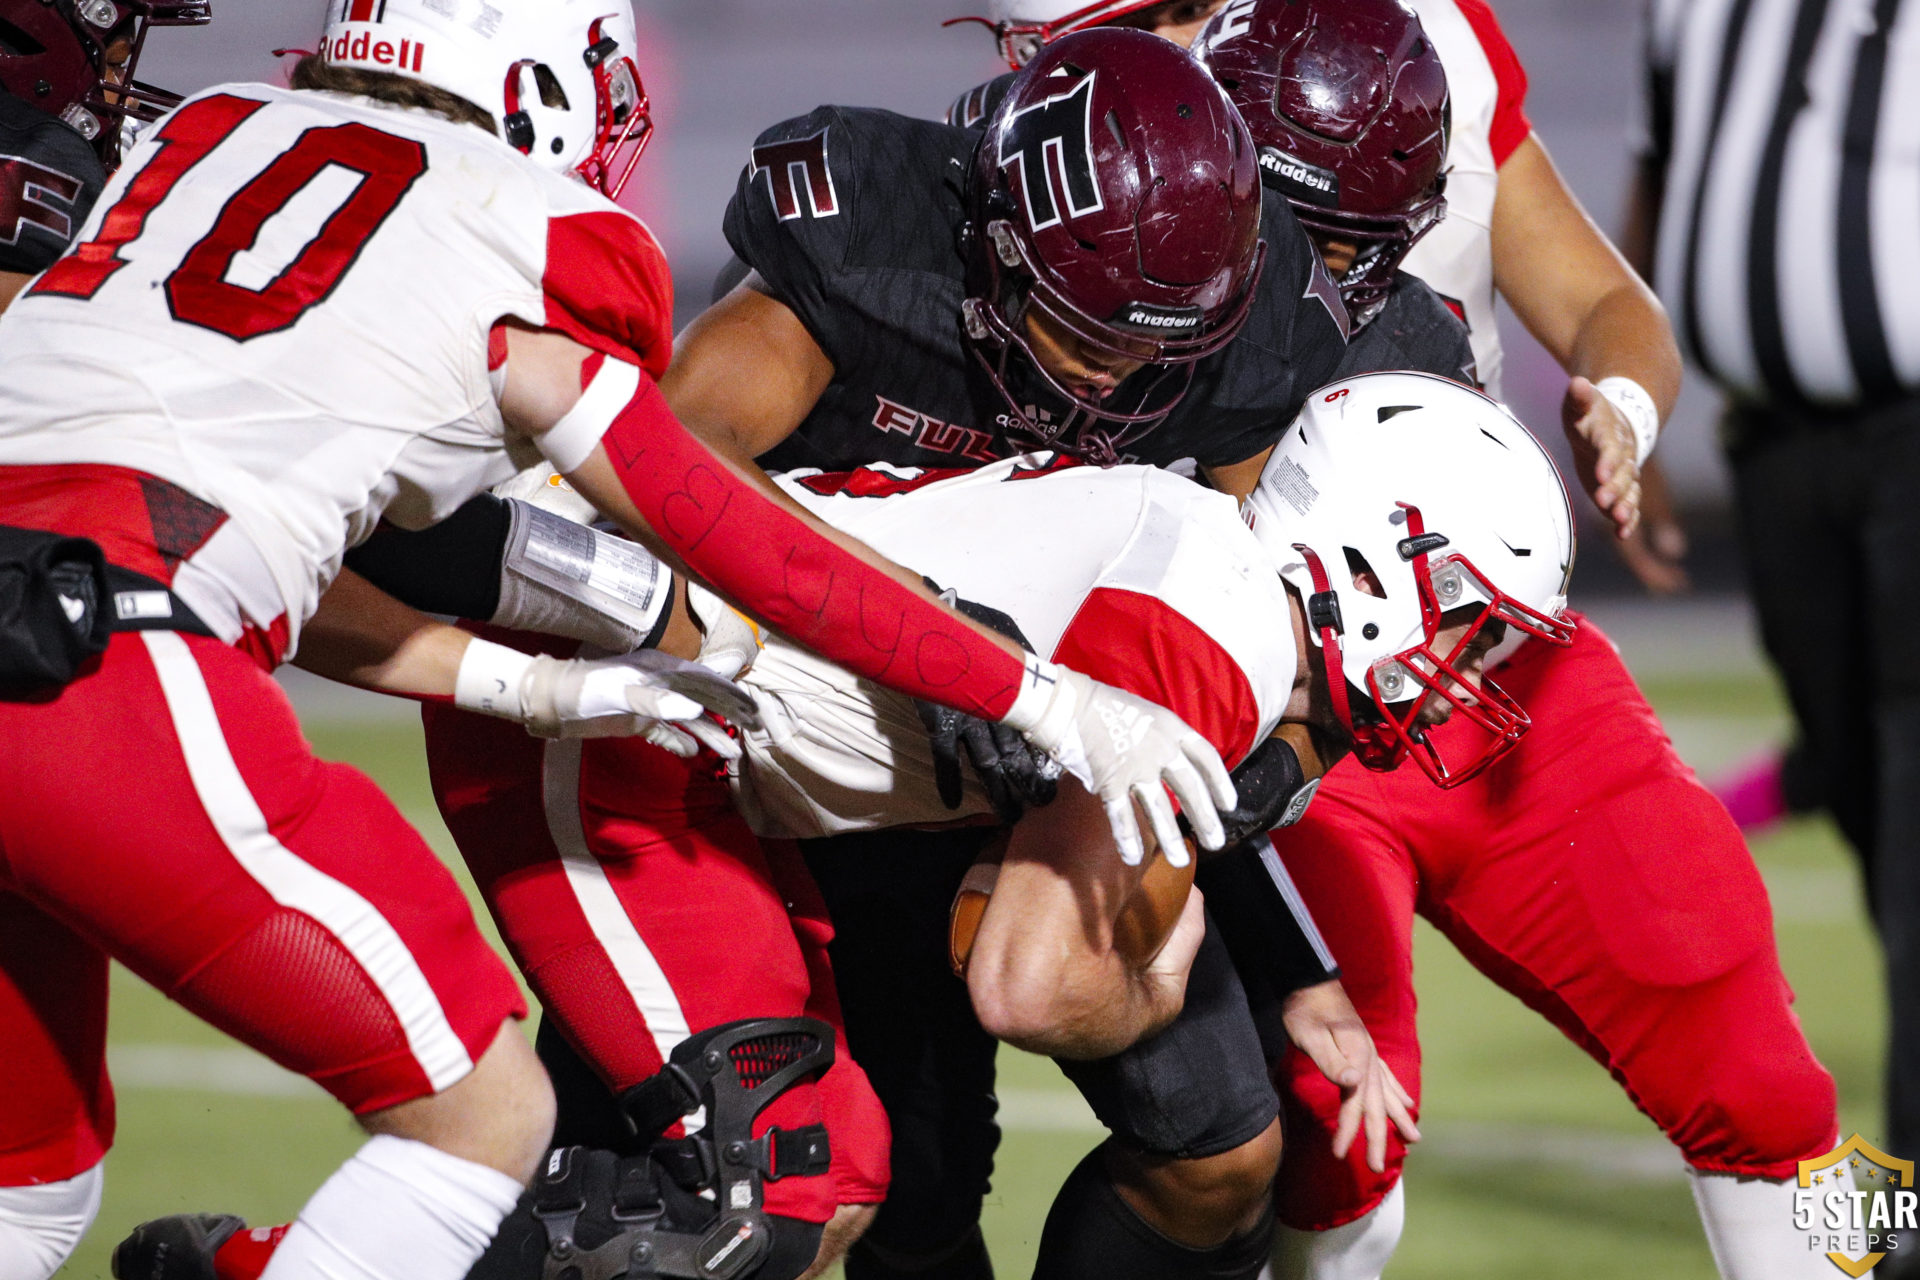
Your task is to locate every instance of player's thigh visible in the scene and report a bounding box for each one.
[0,897,110,1188]
[424,709,837,1220]
[1057,913,1278,1162]
[425,708,815,1092]
[0,632,522,1115]
[1424,756,1833,1171]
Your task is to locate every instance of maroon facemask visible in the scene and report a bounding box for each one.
[0,0,209,166]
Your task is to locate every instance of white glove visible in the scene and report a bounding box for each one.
[686,580,763,681]
[1000,660,1236,867]
[454,638,760,758]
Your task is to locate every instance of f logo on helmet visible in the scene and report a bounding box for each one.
[996,70,1104,231]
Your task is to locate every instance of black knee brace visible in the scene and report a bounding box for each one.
[471,1018,835,1280]
[1030,1145,1273,1280]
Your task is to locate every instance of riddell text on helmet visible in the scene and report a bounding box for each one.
[330,29,429,74]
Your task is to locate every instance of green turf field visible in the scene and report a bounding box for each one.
[51,665,1885,1278]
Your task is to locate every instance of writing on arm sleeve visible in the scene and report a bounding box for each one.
[586,367,1034,719]
[1453,0,1533,168]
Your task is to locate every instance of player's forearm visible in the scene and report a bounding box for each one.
[1562,282,1682,423]
[0,270,31,315]
[295,567,469,699]
[503,322,1035,719]
[562,384,1035,719]
[1492,135,1682,420]
[968,783,1184,1059]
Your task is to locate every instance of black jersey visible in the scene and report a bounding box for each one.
[1333,270,1479,389]
[726,105,1378,475]
[0,92,105,277]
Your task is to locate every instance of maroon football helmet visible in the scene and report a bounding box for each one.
[0,0,210,164]
[1197,0,1448,328]
[963,28,1264,461]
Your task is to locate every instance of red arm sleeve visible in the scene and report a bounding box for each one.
[599,377,1032,719]
[1455,0,1533,168]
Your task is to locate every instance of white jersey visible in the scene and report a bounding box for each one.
[0,84,674,661]
[732,457,1300,840]
[1400,0,1533,398]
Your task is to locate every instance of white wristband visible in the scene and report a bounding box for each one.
[1593,376,1659,468]
[999,654,1070,734]
[537,356,642,476]
[452,637,533,721]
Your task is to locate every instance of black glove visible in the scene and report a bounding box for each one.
[915,578,1061,823]
[917,698,1060,823]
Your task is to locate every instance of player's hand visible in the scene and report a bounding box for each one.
[1007,663,1237,866]
[1281,978,1420,1175]
[1562,375,1642,539]
[917,698,1062,822]
[519,649,760,756]
[687,579,763,680]
[1612,455,1690,595]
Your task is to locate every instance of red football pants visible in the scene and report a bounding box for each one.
[421,699,891,1222]
[0,631,525,1186]
[1270,617,1838,1230]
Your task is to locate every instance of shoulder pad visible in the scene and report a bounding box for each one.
[945,73,1017,130]
[722,106,972,367]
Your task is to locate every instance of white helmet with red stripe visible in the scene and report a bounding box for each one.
[948,0,1193,68]
[318,0,651,196]
[1243,372,1577,787]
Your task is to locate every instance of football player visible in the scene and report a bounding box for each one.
[0,3,1258,1279]
[787,12,1465,1280]
[0,2,201,1273]
[116,371,1576,1280]
[692,28,1478,1280]
[108,31,1381,1280]
[1191,5,1841,1278]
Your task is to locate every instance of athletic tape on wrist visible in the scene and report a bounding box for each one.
[1593,375,1659,468]
[453,636,533,720]
[496,498,674,652]
[1000,654,1069,735]
[538,355,642,476]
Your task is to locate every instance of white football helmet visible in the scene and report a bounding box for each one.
[1243,372,1577,786]
[318,0,651,197]
[946,0,1183,68]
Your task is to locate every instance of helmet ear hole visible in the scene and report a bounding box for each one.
[532,63,569,110]
[0,18,46,55]
[1344,547,1386,597]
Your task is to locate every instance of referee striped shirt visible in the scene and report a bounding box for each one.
[1642,0,1920,409]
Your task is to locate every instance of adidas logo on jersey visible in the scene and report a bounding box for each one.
[329,28,428,74]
